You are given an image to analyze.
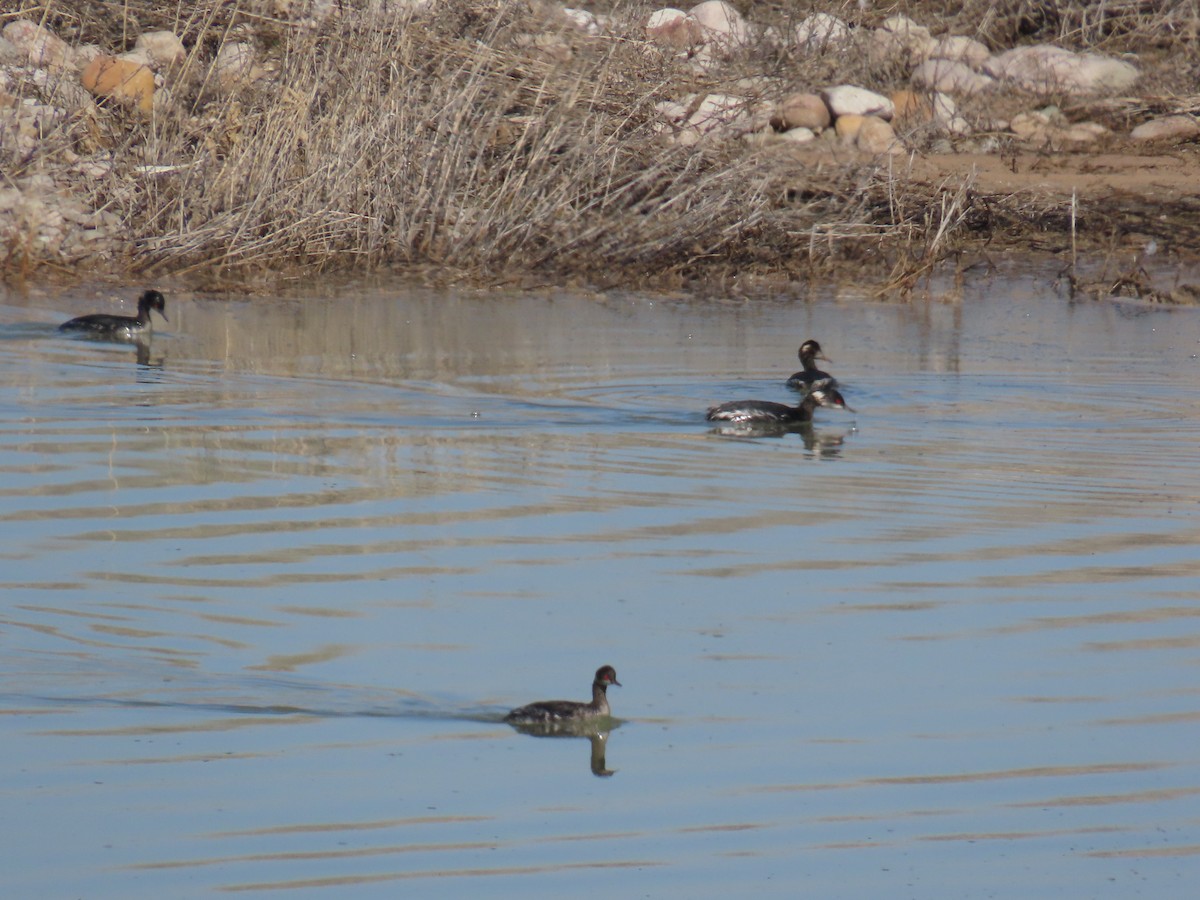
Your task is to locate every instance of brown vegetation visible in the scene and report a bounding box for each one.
[3,1,1200,293]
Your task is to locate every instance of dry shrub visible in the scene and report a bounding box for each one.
[886,0,1200,51]
[48,0,925,286]
[0,1,982,287]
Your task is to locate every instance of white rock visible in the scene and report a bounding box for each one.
[686,92,753,136]
[215,41,256,87]
[647,8,688,29]
[984,45,1139,95]
[1009,110,1054,139]
[0,35,22,66]
[134,31,187,68]
[688,1,749,47]
[1062,121,1108,143]
[646,8,700,49]
[1071,53,1140,92]
[1130,115,1200,142]
[821,85,894,120]
[119,50,154,68]
[793,13,850,50]
[873,15,935,63]
[880,15,930,39]
[655,100,689,124]
[931,35,991,69]
[561,8,601,35]
[912,59,996,95]
[3,20,73,70]
[27,67,93,112]
[73,44,104,73]
[779,126,816,144]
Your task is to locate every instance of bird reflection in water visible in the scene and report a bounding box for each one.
[134,336,167,372]
[708,419,850,456]
[508,719,619,777]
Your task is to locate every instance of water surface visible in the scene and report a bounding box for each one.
[2,272,1199,897]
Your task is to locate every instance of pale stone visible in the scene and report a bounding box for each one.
[134,31,187,68]
[1062,122,1107,144]
[857,116,902,154]
[746,101,776,134]
[561,8,601,34]
[215,42,257,88]
[655,100,689,124]
[119,50,154,68]
[932,93,971,134]
[793,13,850,50]
[81,54,155,114]
[773,92,830,131]
[779,126,816,144]
[880,15,931,41]
[0,35,22,66]
[1071,54,1140,93]
[822,85,894,120]
[984,45,1139,95]
[742,130,775,146]
[685,43,719,73]
[911,59,995,95]
[873,16,935,64]
[688,0,749,46]
[1130,115,1200,142]
[74,44,104,73]
[1009,110,1054,139]
[686,92,753,137]
[931,36,990,69]
[646,8,701,49]
[27,67,94,112]
[3,20,73,70]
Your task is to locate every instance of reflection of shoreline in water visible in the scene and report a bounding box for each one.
[54,324,168,370]
[508,720,620,777]
[709,420,853,455]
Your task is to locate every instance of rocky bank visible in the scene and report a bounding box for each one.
[2,1,1199,286]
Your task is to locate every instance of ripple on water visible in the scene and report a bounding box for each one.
[2,278,1200,897]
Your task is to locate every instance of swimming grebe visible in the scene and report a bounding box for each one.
[59,290,167,339]
[706,384,853,426]
[504,665,620,724]
[786,339,836,392]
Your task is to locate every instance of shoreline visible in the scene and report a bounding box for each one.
[3,2,1200,300]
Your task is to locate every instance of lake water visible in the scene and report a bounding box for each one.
[2,271,1199,898]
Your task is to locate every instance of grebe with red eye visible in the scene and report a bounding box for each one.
[60,290,167,340]
[707,384,853,426]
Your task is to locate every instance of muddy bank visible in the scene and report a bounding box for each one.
[2,1,1200,297]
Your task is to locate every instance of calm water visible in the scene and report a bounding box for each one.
[2,272,1199,898]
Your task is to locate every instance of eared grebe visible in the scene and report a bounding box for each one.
[504,665,620,725]
[786,339,836,392]
[59,290,167,339]
[707,384,853,426]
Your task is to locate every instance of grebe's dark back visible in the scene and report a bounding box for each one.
[504,665,621,724]
[60,290,167,339]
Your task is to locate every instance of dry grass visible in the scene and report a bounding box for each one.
[6,1,1197,289]
[20,0,934,287]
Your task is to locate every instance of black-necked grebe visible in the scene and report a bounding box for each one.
[504,665,620,724]
[786,339,835,392]
[59,290,167,339]
[707,384,852,426]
